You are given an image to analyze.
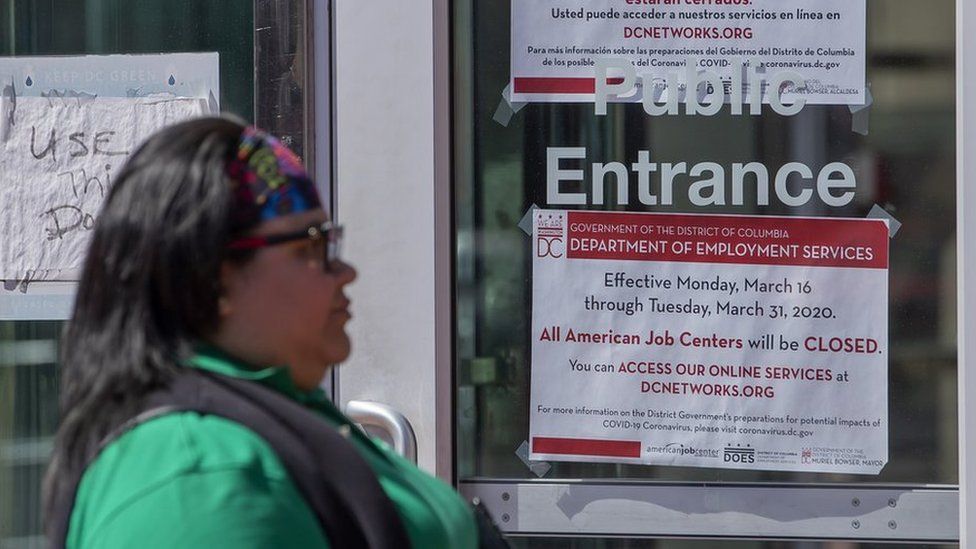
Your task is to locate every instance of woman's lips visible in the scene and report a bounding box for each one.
[332,298,351,317]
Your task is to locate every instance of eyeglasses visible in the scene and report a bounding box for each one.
[228,221,344,272]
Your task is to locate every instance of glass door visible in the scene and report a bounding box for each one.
[454,0,958,545]
[0,2,312,547]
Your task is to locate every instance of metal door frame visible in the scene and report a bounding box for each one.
[460,480,957,543]
[956,0,976,545]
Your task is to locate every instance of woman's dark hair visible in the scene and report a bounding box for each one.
[43,116,256,523]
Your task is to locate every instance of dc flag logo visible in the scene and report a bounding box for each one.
[536,236,564,258]
[536,212,565,258]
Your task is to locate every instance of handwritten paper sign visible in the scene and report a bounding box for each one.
[0,96,206,280]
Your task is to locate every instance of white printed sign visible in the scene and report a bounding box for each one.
[512,0,866,105]
[530,210,888,474]
[0,54,216,281]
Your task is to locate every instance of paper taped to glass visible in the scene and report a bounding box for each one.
[0,97,207,281]
[511,0,866,106]
[0,53,217,281]
[529,210,888,474]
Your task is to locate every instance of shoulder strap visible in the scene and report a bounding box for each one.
[183,371,412,548]
[49,370,411,549]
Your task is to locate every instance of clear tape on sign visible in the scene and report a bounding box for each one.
[518,204,540,236]
[493,84,528,127]
[868,204,902,238]
[1,76,15,143]
[850,87,874,136]
[516,440,552,478]
[207,89,219,114]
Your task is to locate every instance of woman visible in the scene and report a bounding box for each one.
[43,118,482,548]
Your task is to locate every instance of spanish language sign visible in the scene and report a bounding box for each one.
[0,54,217,281]
[511,0,866,106]
[529,210,888,474]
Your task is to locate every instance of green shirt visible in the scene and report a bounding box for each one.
[67,348,478,549]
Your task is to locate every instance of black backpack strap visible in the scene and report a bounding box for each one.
[50,370,411,549]
[180,371,411,548]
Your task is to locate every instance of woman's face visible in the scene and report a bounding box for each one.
[216,208,356,390]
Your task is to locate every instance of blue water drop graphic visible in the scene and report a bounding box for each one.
[168,75,176,85]
[25,76,33,87]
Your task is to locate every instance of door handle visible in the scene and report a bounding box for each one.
[344,400,418,464]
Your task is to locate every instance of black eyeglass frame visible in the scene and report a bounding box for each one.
[228,221,344,272]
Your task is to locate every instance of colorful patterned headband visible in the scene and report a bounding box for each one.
[225,126,321,232]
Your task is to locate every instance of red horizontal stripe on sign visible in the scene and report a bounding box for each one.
[533,436,642,458]
[513,77,625,94]
[564,211,889,269]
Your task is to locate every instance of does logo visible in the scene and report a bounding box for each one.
[723,446,756,464]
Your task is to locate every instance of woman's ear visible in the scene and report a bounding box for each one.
[217,262,239,318]
[218,295,233,317]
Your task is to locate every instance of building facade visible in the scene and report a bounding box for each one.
[2,0,975,546]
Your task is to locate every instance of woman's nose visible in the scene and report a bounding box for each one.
[334,260,357,284]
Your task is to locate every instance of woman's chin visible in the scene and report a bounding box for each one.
[321,334,352,365]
